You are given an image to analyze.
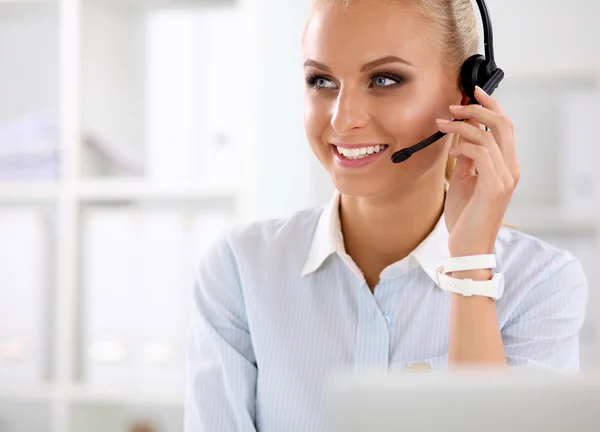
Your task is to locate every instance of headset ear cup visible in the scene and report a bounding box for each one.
[460,54,486,100]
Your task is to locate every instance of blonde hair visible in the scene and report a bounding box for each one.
[313,0,480,182]
[410,0,480,182]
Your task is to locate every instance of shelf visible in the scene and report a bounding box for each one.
[504,206,599,234]
[0,384,57,402]
[67,385,182,407]
[0,384,183,406]
[0,0,55,5]
[76,179,238,202]
[0,181,59,201]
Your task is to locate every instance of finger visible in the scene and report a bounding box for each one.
[449,104,497,127]
[449,142,506,199]
[449,104,511,153]
[450,95,520,182]
[452,151,476,179]
[451,134,475,179]
[474,85,505,116]
[437,118,509,180]
[474,87,520,180]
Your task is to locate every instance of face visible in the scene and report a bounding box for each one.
[303,0,465,198]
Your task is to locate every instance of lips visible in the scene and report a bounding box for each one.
[331,143,389,168]
[335,144,388,159]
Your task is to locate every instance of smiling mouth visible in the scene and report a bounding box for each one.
[334,144,389,159]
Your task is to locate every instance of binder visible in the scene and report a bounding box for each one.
[194,9,247,189]
[145,11,200,185]
[132,209,185,394]
[82,206,235,392]
[0,207,48,386]
[82,207,137,390]
[145,8,248,188]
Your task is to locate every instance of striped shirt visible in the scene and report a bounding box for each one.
[184,191,588,432]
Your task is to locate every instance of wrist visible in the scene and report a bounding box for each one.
[450,268,493,281]
[449,242,495,259]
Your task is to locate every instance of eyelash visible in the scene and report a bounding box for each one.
[304,72,406,90]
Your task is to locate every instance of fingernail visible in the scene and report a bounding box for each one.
[449,105,463,110]
[436,118,451,123]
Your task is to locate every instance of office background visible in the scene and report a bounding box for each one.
[0,0,598,431]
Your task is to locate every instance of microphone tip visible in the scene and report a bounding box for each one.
[392,148,413,163]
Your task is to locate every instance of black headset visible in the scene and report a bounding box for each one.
[391,0,504,164]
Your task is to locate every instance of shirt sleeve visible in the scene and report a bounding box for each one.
[184,236,258,431]
[501,251,589,372]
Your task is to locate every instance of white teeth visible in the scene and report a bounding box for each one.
[337,145,386,159]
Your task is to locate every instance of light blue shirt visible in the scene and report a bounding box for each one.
[184,191,589,432]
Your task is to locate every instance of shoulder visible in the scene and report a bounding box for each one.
[204,204,324,271]
[495,225,588,318]
[495,226,585,284]
[496,226,569,276]
[195,205,325,301]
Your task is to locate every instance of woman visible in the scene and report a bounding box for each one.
[184,0,589,430]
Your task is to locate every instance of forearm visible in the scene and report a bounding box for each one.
[448,268,508,367]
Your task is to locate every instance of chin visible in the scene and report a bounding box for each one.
[329,168,400,198]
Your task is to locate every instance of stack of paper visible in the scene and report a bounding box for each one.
[0,112,144,180]
[0,113,59,180]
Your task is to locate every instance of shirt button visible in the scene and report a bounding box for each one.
[408,363,431,373]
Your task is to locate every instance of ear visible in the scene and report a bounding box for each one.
[454,74,470,106]
[460,90,470,106]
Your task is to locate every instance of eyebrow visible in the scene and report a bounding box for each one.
[303,55,414,73]
[361,55,414,71]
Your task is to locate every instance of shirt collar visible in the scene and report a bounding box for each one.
[301,185,450,287]
[301,190,345,278]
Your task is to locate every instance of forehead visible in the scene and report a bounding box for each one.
[303,1,440,69]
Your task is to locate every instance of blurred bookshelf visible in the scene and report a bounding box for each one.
[0,0,599,431]
[0,181,59,201]
[0,0,257,431]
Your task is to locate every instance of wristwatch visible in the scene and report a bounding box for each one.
[435,254,505,300]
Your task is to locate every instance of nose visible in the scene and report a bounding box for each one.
[330,87,369,135]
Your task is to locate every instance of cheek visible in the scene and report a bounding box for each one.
[373,88,449,145]
[370,85,454,178]
[304,95,331,146]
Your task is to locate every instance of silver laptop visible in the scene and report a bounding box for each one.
[326,367,600,431]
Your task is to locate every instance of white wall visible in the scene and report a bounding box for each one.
[489,0,600,72]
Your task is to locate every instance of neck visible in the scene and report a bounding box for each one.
[339,172,446,280]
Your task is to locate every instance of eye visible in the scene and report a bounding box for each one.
[371,74,405,88]
[306,74,337,89]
